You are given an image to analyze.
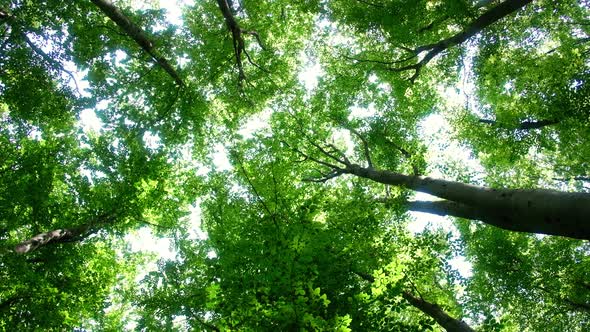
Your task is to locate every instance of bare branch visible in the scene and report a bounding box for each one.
[303,169,344,183]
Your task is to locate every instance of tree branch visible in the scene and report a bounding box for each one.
[90,0,184,86]
[385,0,533,82]
[479,118,559,130]
[351,269,474,332]
[215,0,266,84]
[347,127,373,168]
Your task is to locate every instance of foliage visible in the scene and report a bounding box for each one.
[1,0,589,330]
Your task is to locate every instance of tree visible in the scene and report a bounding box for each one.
[1,0,589,330]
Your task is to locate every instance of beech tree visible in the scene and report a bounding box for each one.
[1,0,589,330]
[289,139,590,240]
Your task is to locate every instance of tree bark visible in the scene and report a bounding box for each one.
[406,200,541,234]
[351,271,474,332]
[90,0,184,86]
[478,118,559,130]
[346,165,590,240]
[14,224,91,254]
[14,214,116,254]
[402,291,475,332]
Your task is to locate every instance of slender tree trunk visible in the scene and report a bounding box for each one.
[351,271,474,332]
[478,118,559,130]
[90,0,184,86]
[402,292,475,332]
[347,165,590,240]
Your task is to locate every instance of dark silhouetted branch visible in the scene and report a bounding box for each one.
[372,0,533,82]
[90,0,184,86]
[216,0,266,83]
[479,118,559,130]
[402,291,475,332]
[351,270,474,332]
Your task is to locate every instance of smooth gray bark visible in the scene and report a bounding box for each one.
[14,224,91,254]
[347,165,590,240]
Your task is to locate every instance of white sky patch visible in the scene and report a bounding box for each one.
[299,62,324,90]
[79,109,103,132]
[142,131,162,150]
[187,203,208,240]
[449,256,473,278]
[128,227,176,260]
[331,128,354,156]
[349,103,377,120]
[212,143,232,171]
[238,108,272,138]
[158,0,195,23]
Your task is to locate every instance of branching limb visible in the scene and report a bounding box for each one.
[354,0,533,82]
[283,140,350,182]
[22,35,81,94]
[303,169,345,183]
[90,0,184,86]
[1,10,82,94]
[216,0,267,84]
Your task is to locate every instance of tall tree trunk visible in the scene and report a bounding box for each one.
[347,165,590,240]
[406,200,544,234]
[351,271,474,332]
[90,0,184,86]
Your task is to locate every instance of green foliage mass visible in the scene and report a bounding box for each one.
[1,0,589,330]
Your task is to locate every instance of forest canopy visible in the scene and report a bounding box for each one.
[1,0,589,330]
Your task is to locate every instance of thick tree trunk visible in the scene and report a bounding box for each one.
[90,0,184,86]
[406,200,544,234]
[402,291,475,332]
[479,118,559,130]
[347,165,590,240]
[351,271,473,332]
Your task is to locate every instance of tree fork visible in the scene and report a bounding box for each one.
[296,141,590,240]
[391,0,533,81]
